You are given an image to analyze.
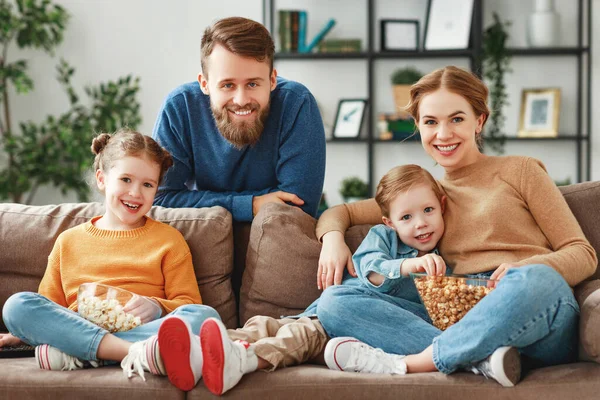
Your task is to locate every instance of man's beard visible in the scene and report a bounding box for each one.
[212,101,270,149]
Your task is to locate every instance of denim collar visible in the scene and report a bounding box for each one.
[397,241,440,257]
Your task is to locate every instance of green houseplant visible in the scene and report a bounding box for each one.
[481,12,512,154]
[390,67,423,117]
[0,0,141,204]
[339,176,369,203]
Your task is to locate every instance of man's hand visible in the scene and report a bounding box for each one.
[317,231,357,290]
[123,296,163,323]
[401,254,446,277]
[252,191,304,216]
[0,333,23,348]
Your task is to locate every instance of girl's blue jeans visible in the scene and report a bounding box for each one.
[2,292,219,361]
[317,264,580,374]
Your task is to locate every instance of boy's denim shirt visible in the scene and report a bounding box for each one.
[295,224,441,319]
[353,224,440,298]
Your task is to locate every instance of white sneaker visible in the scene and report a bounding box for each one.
[200,317,259,395]
[36,344,102,371]
[470,346,521,387]
[121,335,166,381]
[158,316,202,391]
[324,337,407,375]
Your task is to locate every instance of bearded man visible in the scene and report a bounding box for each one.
[152,17,326,222]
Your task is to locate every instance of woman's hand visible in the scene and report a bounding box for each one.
[490,263,520,282]
[317,231,357,290]
[0,333,23,348]
[401,254,446,277]
[123,296,163,323]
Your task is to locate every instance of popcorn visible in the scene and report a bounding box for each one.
[78,296,141,333]
[413,275,494,331]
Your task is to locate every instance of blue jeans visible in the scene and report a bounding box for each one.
[317,264,579,374]
[2,292,219,361]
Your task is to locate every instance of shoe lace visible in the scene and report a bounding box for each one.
[61,352,85,371]
[470,359,492,380]
[348,343,405,374]
[121,341,149,381]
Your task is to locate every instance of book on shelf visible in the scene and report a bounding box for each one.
[318,39,362,53]
[277,11,336,54]
[303,18,336,53]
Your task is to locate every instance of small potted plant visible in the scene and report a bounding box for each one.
[390,67,423,117]
[339,177,369,203]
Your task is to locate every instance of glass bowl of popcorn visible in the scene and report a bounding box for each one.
[411,273,496,331]
[77,283,146,333]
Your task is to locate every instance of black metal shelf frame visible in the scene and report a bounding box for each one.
[265,0,592,192]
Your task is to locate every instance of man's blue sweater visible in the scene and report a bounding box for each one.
[152,77,326,222]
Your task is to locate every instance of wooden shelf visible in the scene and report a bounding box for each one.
[507,47,589,56]
[373,49,475,59]
[275,52,368,60]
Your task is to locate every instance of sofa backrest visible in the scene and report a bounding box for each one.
[0,203,237,332]
[559,181,600,281]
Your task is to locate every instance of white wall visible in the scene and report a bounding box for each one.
[5,0,600,206]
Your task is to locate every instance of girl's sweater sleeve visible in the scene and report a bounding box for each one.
[151,239,202,314]
[315,198,383,241]
[516,158,597,286]
[38,240,68,308]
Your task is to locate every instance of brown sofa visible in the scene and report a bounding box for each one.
[1,181,600,399]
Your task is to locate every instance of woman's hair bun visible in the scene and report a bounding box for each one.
[91,133,112,155]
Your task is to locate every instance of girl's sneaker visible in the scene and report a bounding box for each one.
[36,344,102,371]
[121,335,166,381]
[324,337,407,375]
[469,346,521,387]
[158,316,203,391]
[200,317,259,395]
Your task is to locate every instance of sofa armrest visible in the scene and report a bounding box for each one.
[575,279,600,363]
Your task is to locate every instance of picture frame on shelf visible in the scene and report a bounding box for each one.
[518,88,561,138]
[380,19,419,51]
[424,0,474,50]
[332,99,368,139]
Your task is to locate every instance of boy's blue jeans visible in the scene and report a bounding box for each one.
[317,264,580,374]
[2,292,219,361]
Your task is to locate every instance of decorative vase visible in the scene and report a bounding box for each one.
[527,0,559,47]
[392,85,412,117]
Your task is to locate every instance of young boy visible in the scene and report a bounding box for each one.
[197,165,445,395]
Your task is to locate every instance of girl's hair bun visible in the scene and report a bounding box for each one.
[91,133,112,155]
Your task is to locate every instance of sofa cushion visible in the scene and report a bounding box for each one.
[0,203,237,331]
[239,203,375,325]
[0,359,184,400]
[559,181,600,280]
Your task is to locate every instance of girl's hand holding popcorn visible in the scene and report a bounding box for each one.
[401,253,446,277]
[123,295,163,323]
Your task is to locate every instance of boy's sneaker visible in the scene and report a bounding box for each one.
[324,337,407,375]
[200,317,259,395]
[158,316,203,391]
[470,346,521,387]
[121,335,166,381]
[36,344,102,371]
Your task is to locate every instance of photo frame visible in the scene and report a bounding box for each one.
[518,88,561,138]
[380,19,419,51]
[332,99,368,139]
[423,0,474,50]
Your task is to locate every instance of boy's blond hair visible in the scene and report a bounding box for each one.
[375,165,443,218]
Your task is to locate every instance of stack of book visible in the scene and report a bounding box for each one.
[278,10,337,53]
[318,39,362,53]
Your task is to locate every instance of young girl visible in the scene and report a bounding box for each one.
[0,130,218,389]
[315,66,597,387]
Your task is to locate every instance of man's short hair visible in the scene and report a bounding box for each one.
[201,17,275,79]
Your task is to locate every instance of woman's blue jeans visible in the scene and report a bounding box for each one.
[2,292,220,361]
[317,264,580,374]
